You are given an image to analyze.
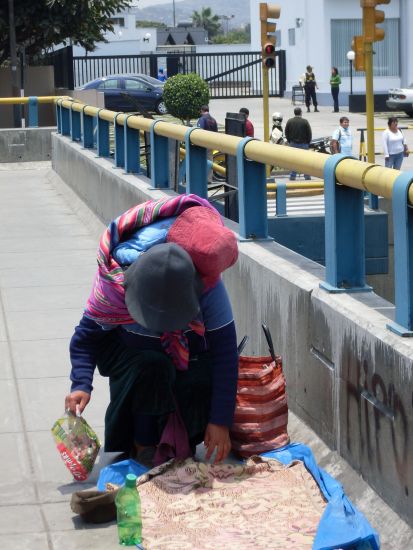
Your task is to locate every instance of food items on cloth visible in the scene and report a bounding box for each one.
[51,411,100,481]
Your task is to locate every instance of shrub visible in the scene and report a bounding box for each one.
[163,73,209,124]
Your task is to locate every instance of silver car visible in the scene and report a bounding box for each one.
[386,85,413,117]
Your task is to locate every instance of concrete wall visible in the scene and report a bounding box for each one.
[51,133,413,526]
[0,128,54,162]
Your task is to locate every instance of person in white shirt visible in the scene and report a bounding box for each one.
[382,117,408,170]
[330,117,353,156]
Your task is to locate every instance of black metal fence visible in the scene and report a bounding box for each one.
[72,50,286,98]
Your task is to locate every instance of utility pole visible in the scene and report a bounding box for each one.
[8,0,21,127]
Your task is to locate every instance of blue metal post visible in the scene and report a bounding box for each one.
[70,106,81,142]
[369,193,379,210]
[96,110,110,157]
[237,137,269,240]
[124,115,140,174]
[150,120,169,188]
[82,107,94,148]
[387,172,413,336]
[114,114,125,168]
[56,101,62,134]
[28,97,38,128]
[275,180,287,216]
[185,127,208,197]
[61,104,71,136]
[320,154,372,293]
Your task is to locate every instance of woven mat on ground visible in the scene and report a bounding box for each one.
[134,456,327,549]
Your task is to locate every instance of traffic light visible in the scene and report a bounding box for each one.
[352,35,365,71]
[361,0,390,43]
[260,3,281,69]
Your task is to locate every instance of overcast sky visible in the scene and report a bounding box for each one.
[136,0,184,8]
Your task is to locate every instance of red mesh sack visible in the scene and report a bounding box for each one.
[230,327,289,458]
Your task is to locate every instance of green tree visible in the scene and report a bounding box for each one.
[213,28,250,44]
[0,0,131,64]
[191,7,221,39]
[163,73,209,125]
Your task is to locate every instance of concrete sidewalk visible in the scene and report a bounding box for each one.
[0,161,412,549]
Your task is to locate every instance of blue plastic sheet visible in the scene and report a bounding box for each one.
[261,443,380,550]
[97,459,148,491]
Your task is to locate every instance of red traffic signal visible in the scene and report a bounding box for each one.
[263,42,276,68]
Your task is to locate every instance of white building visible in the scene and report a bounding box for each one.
[250,0,413,102]
[72,11,157,56]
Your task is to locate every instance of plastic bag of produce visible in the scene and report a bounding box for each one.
[51,409,100,481]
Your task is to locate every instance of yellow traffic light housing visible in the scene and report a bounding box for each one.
[260,3,281,69]
[352,35,365,71]
[361,0,390,43]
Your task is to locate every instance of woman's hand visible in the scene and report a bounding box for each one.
[65,391,90,415]
[204,423,231,464]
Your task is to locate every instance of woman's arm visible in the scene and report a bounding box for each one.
[382,130,389,157]
[66,315,109,413]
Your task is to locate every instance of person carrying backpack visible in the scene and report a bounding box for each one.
[331,116,353,156]
[197,105,218,132]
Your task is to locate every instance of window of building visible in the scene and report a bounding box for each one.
[275,30,281,48]
[109,17,125,27]
[288,28,295,46]
[331,18,399,77]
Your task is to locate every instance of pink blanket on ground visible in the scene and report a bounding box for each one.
[133,456,327,549]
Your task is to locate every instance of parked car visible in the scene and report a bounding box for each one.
[77,74,167,114]
[386,85,413,117]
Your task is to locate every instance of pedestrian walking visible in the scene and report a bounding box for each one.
[285,107,312,180]
[65,196,239,468]
[330,67,341,113]
[382,117,409,169]
[300,65,319,113]
[239,107,254,137]
[331,116,353,156]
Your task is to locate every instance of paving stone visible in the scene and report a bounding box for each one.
[18,375,108,432]
[0,264,96,289]
[50,528,119,550]
[11,338,71,379]
[6,308,83,341]
[0,505,44,535]
[2,285,91,312]
[0,433,36,504]
[0,249,95,269]
[0,379,23,432]
[0,533,49,550]
[0,342,12,379]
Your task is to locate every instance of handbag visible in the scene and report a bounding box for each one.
[404,145,409,158]
[230,325,289,458]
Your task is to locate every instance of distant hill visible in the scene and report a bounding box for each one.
[133,0,250,29]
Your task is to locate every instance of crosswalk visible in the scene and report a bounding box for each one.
[267,195,325,217]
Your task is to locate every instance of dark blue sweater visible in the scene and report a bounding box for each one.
[70,280,239,427]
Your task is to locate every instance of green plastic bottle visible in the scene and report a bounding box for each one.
[115,473,142,546]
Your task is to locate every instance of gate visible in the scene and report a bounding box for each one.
[72,50,286,98]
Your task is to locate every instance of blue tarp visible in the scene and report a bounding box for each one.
[261,443,380,550]
[98,444,380,549]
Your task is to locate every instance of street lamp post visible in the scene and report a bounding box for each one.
[346,50,355,95]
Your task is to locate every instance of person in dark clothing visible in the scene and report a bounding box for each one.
[284,107,312,180]
[301,65,319,112]
[197,105,218,132]
[65,196,239,468]
[239,107,254,137]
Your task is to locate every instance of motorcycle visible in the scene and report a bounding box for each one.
[309,136,332,154]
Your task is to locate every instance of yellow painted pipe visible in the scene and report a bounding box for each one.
[0,96,61,105]
[49,97,413,203]
[267,182,324,191]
